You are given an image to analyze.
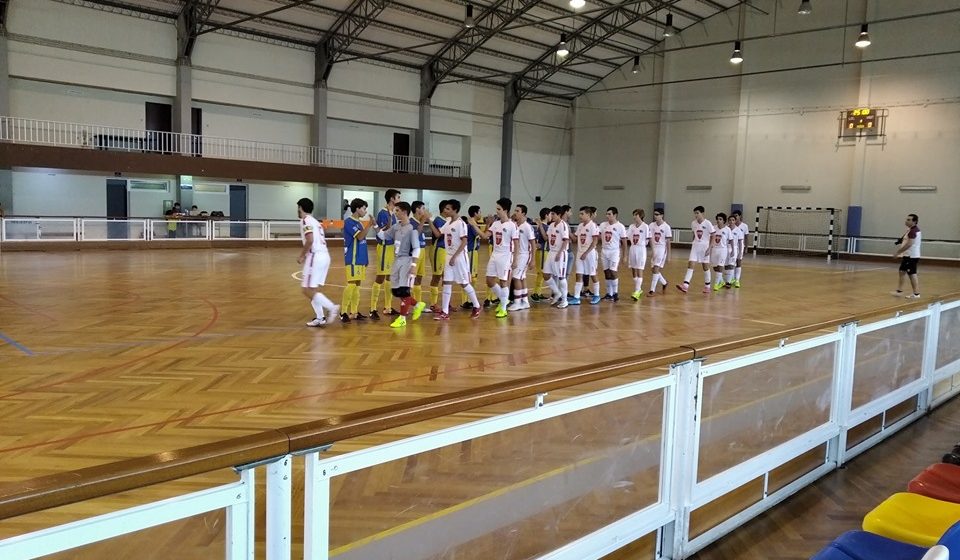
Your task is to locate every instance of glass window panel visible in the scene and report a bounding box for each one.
[937,305,960,370]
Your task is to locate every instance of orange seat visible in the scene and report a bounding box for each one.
[909,463,960,504]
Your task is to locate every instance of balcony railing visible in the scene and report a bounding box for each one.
[0,116,470,178]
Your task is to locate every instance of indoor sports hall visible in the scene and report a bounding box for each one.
[0,1,958,559]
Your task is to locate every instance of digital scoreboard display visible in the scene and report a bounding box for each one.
[845,108,876,130]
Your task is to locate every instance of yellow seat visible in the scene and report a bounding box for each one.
[863,492,960,547]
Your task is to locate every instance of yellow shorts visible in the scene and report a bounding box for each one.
[432,246,446,276]
[415,249,426,277]
[535,248,546,274]
[469,251,479,280]
[346,263,366,283]
[376,243,395,275]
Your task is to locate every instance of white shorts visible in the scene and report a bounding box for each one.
[628,247,646,270]
[601,249,621,272]
[486,254,512,281]
[513,254,532,281]
[651,247,667,269]
[301,251,330,288]
[575,251,598,276]
[688,244,711,264]
[443,254,471,285]
[710,248,728,267]
[547,251,567,279]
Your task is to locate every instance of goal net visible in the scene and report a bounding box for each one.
[754,207,842,259]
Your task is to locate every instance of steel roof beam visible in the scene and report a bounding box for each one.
[177,0,220,59]
[316,0,390,83]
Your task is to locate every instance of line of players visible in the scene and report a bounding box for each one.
[297,190,750,327]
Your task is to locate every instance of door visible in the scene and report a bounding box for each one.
[105,179,128,239]
[392,132,410,173]
[229,185,247,238]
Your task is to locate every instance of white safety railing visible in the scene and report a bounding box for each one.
[0,218,345,242]
[80,219,149,241]
[0,116,470,178]
[1,296,957,559]
[211,221,266,241]
[0,217,78,241]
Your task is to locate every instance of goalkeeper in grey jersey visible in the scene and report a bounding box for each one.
[383,202,427,328]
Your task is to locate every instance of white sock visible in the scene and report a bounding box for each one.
[559,278,568,299]
[592,281,600,296]
[650,273,661,290]
[683,269,693,284]
[546,278,559,297]
[442,284,452,314]
[612,279,619,295]
[310,293,325,318]
[634,276,642,292]
[735,267,742,281]
[704,270,712,285]
[464,284,480,308]
[660,273,668,286]
[726,270,734,283]
[574,281,583,298]
[498,287,509,311]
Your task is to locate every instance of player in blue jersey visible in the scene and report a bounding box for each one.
[427,200,448,312]
[410,201,429,305]
[339,198,374,322]
[532,207,550,301]
[371,189,400,320]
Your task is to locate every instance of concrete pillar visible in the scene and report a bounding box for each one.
[500,81,521,200]
[416,101,431,174]
[173,59,192,137]
[0,34,12,213]
[653,50,670,213]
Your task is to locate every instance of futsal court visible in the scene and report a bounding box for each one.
[0,244,957,558]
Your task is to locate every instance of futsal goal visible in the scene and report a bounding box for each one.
[754,206,842,261]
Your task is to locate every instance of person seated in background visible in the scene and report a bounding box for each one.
[188,205,201,237]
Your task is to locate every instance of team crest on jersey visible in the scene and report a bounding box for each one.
[550,234,556,245]
[696,230,703,240]
[715,234,722,243]
[654,233,661,242]
[604,232,612,242]
[446,234,453,246]
[495,232,503,245]
[633,235,640,244]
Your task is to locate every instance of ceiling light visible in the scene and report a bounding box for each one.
[464,4,476,29]
[631,55,640,74]
[569,0,586,9]
[730,40,743,64]
[854,24,871,48]
[557,33,569,57]
[797,0,812,15]
[663,14,677,37]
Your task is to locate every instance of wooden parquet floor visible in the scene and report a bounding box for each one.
[0,247,957,558]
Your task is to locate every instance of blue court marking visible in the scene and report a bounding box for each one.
[0,331,34,356]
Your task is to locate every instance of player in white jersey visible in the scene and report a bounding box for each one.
[571,206,601,305]
[892,213,922,299]
[678,205,715,294]
[730,210,749,288]
[543,205,571,308]
[598,207,628,302]
[476,197,519,318]
[647,208,672,296]
[296,198,339,327]
[626,209,650,300]
[508,204,537,311]
[427,199,481,320]
[724,212,744,288]
[709,213,732,292]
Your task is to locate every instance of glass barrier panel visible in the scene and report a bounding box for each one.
[689,476,763,539]
[852,318,925,410]
[1,219,75,241]
[697,343,835,481]
[268,221,302,240]
[937,304,960,370]
[81,219,147,241]
[328,390,665,560]
[35,511,225,560]
[212,221,265,240]
[149,220,206,240]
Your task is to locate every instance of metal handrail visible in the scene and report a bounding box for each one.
[0,291,957,520]
[0,115,470,178]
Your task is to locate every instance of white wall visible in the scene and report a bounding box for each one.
[248,183,314,220]
[11,172,106,216]
[574,0,960,239]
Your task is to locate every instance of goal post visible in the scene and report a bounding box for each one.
[754,206,841,261]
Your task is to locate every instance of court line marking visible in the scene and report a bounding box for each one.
[0,298,221,400]
[0,331,34,357]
